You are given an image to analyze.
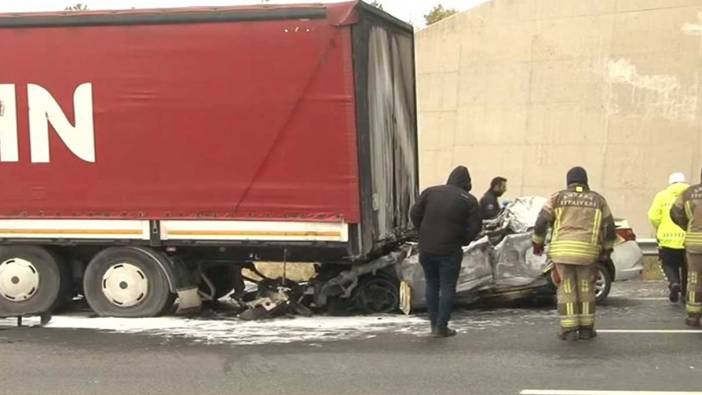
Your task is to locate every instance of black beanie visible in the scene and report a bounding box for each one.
[567,166,588,186]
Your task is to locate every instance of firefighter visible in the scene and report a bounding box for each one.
[532,167,617,341]
[648,172,688,303]
[669,169,702,327]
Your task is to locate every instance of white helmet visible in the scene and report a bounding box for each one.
[669,172,686,185]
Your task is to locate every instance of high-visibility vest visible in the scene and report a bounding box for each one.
[648,183,688,250]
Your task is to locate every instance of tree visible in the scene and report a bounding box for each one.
[368,1,383,10]
[424,4,457,26]
[65,3,88,11]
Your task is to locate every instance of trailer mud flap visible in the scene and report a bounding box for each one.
[175,287,201,315]
[130,247,202,315]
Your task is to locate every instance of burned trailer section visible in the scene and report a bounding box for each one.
[350,2,419,259]
[0,1,418,319]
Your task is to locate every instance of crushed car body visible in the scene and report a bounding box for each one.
[399,197,553,311]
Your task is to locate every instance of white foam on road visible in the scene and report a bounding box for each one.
[0,307,558,345]
[2,315,698,347]
[598,329,702,334]
[0,314,428,345]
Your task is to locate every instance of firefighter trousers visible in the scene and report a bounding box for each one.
[686,253,702,319]
[555,263,596,333]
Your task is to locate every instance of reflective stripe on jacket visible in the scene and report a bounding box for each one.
[670,184,702,254]
[648,183,688,250]
[533,184,617,265]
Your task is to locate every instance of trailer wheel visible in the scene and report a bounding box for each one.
[0,246,70,317]
[84,247,173,317]
[354,275,399,314]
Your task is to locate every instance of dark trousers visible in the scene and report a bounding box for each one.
[660,247,687,294]
[419,251,462,329]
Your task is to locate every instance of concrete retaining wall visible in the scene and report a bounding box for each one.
[417,0,702,235]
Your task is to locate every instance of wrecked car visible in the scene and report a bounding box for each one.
[397,196,641,312]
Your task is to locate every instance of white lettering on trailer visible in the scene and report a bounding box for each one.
[0,83,95,163]
[0,84,19,162]
[28,83,95,163]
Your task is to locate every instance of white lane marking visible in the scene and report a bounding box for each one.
[627,297,669,301]
[598,329,702,334]
[521,390,702,395]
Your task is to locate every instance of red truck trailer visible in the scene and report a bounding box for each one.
[0,1,418,318]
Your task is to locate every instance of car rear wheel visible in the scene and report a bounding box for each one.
[354,275,399,314]
[595,263,612,303]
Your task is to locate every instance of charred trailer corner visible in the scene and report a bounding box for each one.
[0,1,418,319]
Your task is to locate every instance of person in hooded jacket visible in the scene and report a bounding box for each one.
[410,166,481,337]
[648,172,689,303]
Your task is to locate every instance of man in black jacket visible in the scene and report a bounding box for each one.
[480,177,507,220]
[410,166,482,337]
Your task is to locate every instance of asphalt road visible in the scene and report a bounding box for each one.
[1,280,701,395]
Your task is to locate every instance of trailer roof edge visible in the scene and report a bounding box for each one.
[0,5,329,28]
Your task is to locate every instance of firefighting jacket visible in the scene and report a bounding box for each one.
[670,183,702,254]
[648,183,688,250]
[532,184,617,265]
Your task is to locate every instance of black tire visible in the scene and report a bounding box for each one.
[595,263,612,304]
[159,293,178,316]
[83,247,173,317]
[354,275,400,314]
[0,246,70,317]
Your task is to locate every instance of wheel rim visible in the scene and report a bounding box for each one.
[102,263,148,307]
[0,258,40,302]
[358,279,398,313]
[594,269,606,299]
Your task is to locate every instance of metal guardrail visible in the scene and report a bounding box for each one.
[637,238,658,256]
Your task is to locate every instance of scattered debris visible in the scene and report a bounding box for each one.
[239,278,312,321]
